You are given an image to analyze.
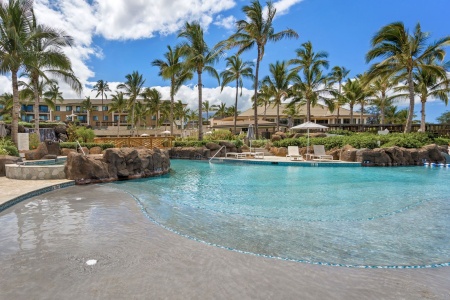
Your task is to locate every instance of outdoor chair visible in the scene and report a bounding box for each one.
[286,146,304,161]
[312,145,333,160]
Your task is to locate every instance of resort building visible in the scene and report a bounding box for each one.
[210,103,372,137]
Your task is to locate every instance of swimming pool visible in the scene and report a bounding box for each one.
[114,160,450,268]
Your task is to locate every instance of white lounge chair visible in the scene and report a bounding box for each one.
[312,145,333,160]
[286,146,303,161]
[226,152,246,159]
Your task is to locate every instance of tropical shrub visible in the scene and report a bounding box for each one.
[204,129,234,141]
[434,137,450,146]
[0,138,19,156]
[75,127,95,143]
[29,133,40,150]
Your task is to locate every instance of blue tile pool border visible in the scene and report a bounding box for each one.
[209,158,361,167]
[0,181,75,213]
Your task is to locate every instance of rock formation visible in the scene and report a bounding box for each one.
[0,155,23,176]
[65,147,170,184]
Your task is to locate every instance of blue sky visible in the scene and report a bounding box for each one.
[1,0,449,122]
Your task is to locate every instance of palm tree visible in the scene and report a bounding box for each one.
[117,71,145,136]
[174,100,188,131]
[92,80,111,128]
[329,66,350,124]
[108,92,127,136]
[220,54,254,134]
[226,105,239,118]
[0,0,53,145]
[340,77,366,124]
[394,61,450,131]
[202,100,214,125]
[152,45,192,135]
[43,82,64,111]
[289,41,334,122]
[143,88,163,129]
[159,101,171,130]
[366,22,450,133]
[24,16,81,131]
[0,92,13,118]
[262,61,297,131]
[257,84,272,120]
[385,106,411,124]
[224,0,298,138]
[367,75,396,127]
[178,21,221,141]
[283,104,300,128]
[214,103,227,118]
[81,96,93,125]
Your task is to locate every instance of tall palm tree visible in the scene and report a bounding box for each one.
[329,66,350,124]
[214,103,227,118]
[289,41,334,121]
[152,45,192,135]
[159,101,171,130]
[178,21,221,141]
[108,91,127,136]
[0,0,55,145]
[92,79,111,128]
[174,100,188,131]
[340,77,366,124]
[224,0,298,138]
[257,84,272,121]
[367,75,396,127]
[143,88,163,129]
[43,82,64,111]
[283,104,300,128]
[220,54,254,134]
[385,106,411,124]
[24,16,81,131]
[81,96,93,125]
[186,109,198,129]
[262,61,297,131]
[366,22,450,133]
[117,71,145,136]
[202,100,213,125]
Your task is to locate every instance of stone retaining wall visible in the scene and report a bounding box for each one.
[5,164,66,180]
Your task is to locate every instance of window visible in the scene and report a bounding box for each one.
[39,105,49,113]
[151,115,156,120]
[103,116,108,121]
[114,115,119,121]
[66,106,72,111]
[93,116,98,121]
[75,106,81,112]
[0,104,4,109]
[93,106,99,111]
[55,106,60,111]
[102,106,108,111]
[55,116,61,121]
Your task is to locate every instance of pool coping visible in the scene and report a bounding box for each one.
[0,179,75,213]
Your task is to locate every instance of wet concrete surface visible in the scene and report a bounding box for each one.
[0,185,449,300]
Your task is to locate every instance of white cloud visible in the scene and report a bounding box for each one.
[273,0,304,16]
[93,0,236,40]
[214,15,237,30]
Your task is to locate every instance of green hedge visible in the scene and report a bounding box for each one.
[272,133,439,150]
[59,142,114,150]
[0,138,19,156]
[173,140,244,148]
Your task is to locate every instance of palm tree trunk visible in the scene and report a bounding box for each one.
[11,70,20,146]
[306,99,311,122]
[117,113,121,137]
[336,82,341,124]
[197,70,203,141]
[33,79,40,132]
[276,102,280,132]
[337,107,340,125]
[350,104,354,124]
[420,99,426,132]
[170,79,174,135]
[405,70,415,133]
[234,78,238,134]
[131,98,136,137]
[101,94,104,129]
[253,48,261,139]
[360,103,364,125]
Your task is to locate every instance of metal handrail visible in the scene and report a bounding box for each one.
[76,140,86,156]
[209,145,225,162]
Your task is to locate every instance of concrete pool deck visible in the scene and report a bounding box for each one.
[0,180,449,299]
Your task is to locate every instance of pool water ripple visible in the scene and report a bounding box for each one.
[114,160,450,268]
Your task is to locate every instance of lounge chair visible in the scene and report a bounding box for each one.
[312,145,333,160]
[286,146,304,161]
[226,152,246,159]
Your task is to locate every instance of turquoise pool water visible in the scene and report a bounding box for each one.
[114,160,450,268]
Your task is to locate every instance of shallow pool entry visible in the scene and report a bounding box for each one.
[114,160,450,268]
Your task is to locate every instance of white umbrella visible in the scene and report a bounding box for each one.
[66,110,77,120]
[247,124,255,151]
[161,130,171,135]
[290,122,328,154]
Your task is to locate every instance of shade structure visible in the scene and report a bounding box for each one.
[290,122,328,154]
